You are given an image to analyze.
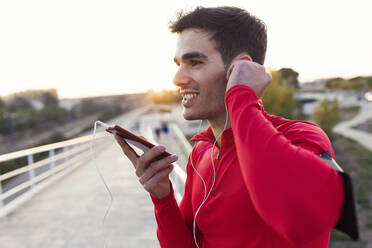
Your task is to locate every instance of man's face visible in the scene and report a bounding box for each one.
[173,28,228,123]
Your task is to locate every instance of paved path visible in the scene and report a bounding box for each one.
[0,138,159,248]
[334,101,372,151]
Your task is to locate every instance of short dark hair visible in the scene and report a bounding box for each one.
[169,6,267,66]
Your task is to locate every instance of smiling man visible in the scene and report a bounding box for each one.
[114,6,357,248]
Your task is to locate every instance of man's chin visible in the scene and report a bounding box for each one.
[182,109,199,121]
[182,113,195,121]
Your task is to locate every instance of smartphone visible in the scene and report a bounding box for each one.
[106,125,171,160]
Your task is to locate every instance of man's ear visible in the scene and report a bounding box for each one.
[225,53,253,81]
[233,53,252,62]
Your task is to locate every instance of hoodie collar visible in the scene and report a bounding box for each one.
[190,101,270,146]
[190,126,215,142]
[190,126,235,148]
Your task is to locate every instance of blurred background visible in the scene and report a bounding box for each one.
[0,0,371,247]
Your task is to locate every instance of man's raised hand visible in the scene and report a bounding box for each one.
[226,58,272,97]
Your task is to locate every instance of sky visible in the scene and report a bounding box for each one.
[0,0,371,98]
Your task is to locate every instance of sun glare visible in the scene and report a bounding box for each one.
[150,86,178,93]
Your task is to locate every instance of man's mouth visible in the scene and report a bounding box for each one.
[183,93,198,101]
[180,90,199,107]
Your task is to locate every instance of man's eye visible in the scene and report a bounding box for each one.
[190,60,202,66]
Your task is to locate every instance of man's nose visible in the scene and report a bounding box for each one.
[173,66,190,87]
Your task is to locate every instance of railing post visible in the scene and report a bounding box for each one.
[49,149,56,176]
[0,181,3,208]
[73,144,78,158]
[27,154,35,189]
[63,146,68,163]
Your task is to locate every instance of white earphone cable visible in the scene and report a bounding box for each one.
[91,120,113,248]
[191,105,229,248]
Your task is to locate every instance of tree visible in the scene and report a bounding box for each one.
[73,99,106,117]
[279,68,299,88]
[8,96,33,112]
[41,92,58,106]
[261,70,296,119]
[40,105,69,127]
[325,76,371,90]
[366,76,372,90]
[0,98,8,133]
[7,88,58,101]
[0,98,6,111]
[312,97,340,140]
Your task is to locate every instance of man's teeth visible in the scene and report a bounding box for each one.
[183,93,198,100]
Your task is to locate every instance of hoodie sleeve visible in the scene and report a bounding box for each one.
[150,155,198,248]
[225,85,345,247]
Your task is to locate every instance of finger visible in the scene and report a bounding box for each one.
[259,72,272,96]
[226,63,235,81]
[136,145,168,177]
[143,165,174,192]
[114,134,139,166]
[266,72,272,84]
[139,155,178,185]
[263,72,272,90]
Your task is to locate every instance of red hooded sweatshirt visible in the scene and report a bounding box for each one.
[151,85,344,247]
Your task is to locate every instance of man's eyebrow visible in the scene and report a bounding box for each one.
[174,52,208,64]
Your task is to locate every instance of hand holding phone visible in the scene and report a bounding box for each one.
[107,124,176,199]
[106,125,171,160]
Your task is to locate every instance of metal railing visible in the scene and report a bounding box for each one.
[169,123,193,156]
[0,131,110,218]
[0,105,153,218]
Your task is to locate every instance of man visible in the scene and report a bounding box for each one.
[115,6,357,247]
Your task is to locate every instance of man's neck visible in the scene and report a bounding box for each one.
[208,114,231,148]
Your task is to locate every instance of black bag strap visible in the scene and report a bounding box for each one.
[320,151,359,241]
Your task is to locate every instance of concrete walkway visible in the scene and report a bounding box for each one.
[334,101,372,151]
[0,139,159,248]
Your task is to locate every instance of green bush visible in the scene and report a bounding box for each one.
[312,97,340,139]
